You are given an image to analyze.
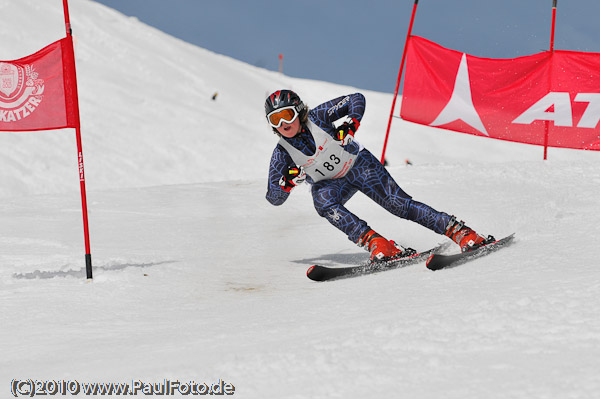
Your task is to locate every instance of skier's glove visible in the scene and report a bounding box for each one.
[279,165,306,192]
[334,117,360,146]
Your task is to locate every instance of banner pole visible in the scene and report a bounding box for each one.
[550,0,557,52]
[380,0,419,164]
[543,0,557,160]
[63,0,93,279]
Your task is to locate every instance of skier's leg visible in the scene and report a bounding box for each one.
[348,150,451,234]
[312,177,410,260]
[311,178,369,243]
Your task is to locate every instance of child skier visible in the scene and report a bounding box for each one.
[264,90,489,261]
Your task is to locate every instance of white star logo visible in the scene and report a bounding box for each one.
[430,53,489,136]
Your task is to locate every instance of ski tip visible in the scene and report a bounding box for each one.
[425,253,444,271]
[306,265,326,282]
[425,254,434,267]
[426,255,446,271]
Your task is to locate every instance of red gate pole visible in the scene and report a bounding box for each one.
[63,0,93,279]
[550,0,557,51]
[543,0,557,160]
[278,53,284,74]
[380,0,420,164]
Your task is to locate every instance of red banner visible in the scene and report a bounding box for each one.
[401,36,600,151]
[0,37,79,131]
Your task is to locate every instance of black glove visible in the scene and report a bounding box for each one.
[279,165,306,192]
[334,117,360,146]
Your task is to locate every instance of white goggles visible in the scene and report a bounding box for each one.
[267,106,299,128]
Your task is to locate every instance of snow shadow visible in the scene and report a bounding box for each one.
[293,252,368,267]
[12,260,178,280]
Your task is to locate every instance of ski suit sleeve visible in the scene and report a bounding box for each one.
[266,144,295,206]
[309,93,366,134]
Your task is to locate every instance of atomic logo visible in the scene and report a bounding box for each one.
[0,62,45,123]
[430,53,489,136]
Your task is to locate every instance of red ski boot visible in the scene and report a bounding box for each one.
[358,229,413,261]
[444,216,486,252]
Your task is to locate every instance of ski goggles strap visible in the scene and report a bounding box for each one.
[267,106,299,128]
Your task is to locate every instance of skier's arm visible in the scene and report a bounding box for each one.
[309,93,366,132]
[266,145,295,206]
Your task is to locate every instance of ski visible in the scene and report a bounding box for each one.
[307,242,450,282]
[425,233,515,271]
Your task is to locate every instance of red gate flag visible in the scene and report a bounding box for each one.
[400,36,600,151]
[0,37,79,131]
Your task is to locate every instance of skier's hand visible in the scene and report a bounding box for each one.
[335,117,360,146]
[279,165,306,192]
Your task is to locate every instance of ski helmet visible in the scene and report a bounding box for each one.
[265,90,306,132]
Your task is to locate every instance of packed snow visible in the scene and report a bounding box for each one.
[1,1,599,398]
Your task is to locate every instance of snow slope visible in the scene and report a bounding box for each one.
[1,1,600,398]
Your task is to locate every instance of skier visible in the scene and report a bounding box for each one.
[264,89,489,261]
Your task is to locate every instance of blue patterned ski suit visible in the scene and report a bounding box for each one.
[265,93,452,244]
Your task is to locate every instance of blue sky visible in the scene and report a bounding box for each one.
[93,0,600,93]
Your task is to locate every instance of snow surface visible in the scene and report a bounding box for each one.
[2,1,600,398]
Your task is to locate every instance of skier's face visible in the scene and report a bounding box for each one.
[276,117,301,138]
